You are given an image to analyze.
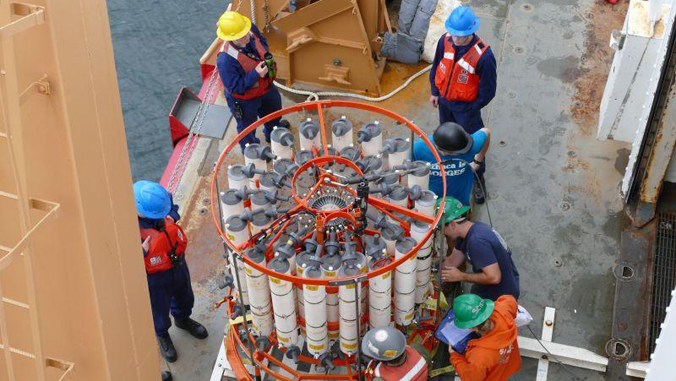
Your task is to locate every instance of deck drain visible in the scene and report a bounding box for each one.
[203,198,211,206]
[498,140,507,147]
[514,46,525,54]
[199,208,208,216]
[553,258,563,267]
[614,263,635,280]
[508,91,517,99]
[559,201,571,212]
[521,4,533,12]
[567,150,577,158]
[605,339,631,361]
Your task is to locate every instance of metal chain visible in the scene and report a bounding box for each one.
[167,45,224,192]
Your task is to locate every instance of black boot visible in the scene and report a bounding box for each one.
[158,334,177,362]
[278,119,291,130]
[161,371,173,381]
[473,175,486,204]
[175,317,208,339]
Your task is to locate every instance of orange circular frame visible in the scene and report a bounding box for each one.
[210,100,447,287]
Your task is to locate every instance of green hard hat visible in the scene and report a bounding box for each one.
[436,196,470,225]
[453,293,495,329]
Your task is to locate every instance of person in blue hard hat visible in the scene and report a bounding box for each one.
[133,181,208,363]
[215,11,290,151]
[429,6,497,204]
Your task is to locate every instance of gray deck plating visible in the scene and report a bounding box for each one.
[166,0,633,380]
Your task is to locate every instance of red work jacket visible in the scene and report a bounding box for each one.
[140,217,188,274]
[434,34,489,102]
[225,33,273,100]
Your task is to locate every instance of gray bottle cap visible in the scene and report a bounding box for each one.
[342,251,366,270]
[340,146,360,162]
[225,215,247,232]
[228,164,247,181]
[296,251,314,269]
[331,118,352,137]
[305,266,323,279]
[412,220,431,232]
[359,122,382,141]
[274,158,295,175]
[250,190,270,206]
[300,119,320,139]
[246,247,266,264]
[296,150,315,166]
[221,189,242,205]
[396,237,417,254]
[388,185,408,201]
[251,213,272,227]
[381,225,404,241]
[259,172,276,188]
[391,138,410,153]
[244,144,261,159]
[417,190,436,206]
[268,255,290,273]
[338,264,361,277]
[321,254,342,272]
[410,161,430,176]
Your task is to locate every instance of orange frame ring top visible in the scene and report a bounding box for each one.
[210,100,447,287]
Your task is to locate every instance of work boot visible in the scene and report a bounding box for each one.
[161,371,173,381]
[175,317,208,339]
[473,175,486,204]
[158,334,177,362]
[278,119,291,130]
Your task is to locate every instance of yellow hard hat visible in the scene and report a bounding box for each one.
[217,11,252,41]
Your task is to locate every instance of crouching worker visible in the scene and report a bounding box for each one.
[439,197,520,302]
[134,181,208,362]
[362,326,428,381]
[450,294,521,381]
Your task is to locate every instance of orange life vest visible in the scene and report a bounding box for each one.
[224,33,274,100]
[434,34,489,102]
[140,217,188,274]
[373,347,428,381]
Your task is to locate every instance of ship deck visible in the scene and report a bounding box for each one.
[164,0,632,379]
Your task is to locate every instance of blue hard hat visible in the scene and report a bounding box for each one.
[445,6,480,37]
[133,181,171,219]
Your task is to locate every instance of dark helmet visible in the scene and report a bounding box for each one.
[433,122,473,154]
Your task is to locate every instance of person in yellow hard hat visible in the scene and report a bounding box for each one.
[215,11,289,150]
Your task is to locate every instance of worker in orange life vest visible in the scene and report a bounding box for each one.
[216,11,289,151]
[134,181,208,363]
[429,6,497,204]
[362,326,428,381]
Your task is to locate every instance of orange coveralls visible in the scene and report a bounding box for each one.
[450,295,521,381]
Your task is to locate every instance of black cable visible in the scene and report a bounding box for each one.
[525,325,586,381]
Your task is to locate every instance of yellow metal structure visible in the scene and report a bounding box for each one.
[0,1,160,380]
[227,0,391,95]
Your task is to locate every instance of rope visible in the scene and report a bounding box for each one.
[273,64,432,103]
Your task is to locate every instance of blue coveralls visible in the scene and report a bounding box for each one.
[216,24,282,150]
[430,34,497,176]
[141,204,195,336]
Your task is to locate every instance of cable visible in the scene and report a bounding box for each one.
[525,325,586,381]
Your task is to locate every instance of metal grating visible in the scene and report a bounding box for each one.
[650,212,676,354]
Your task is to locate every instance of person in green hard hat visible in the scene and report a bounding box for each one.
[449,293,521,381]
[437,196,520,301]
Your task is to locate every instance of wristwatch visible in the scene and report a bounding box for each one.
[471,158,484,165]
